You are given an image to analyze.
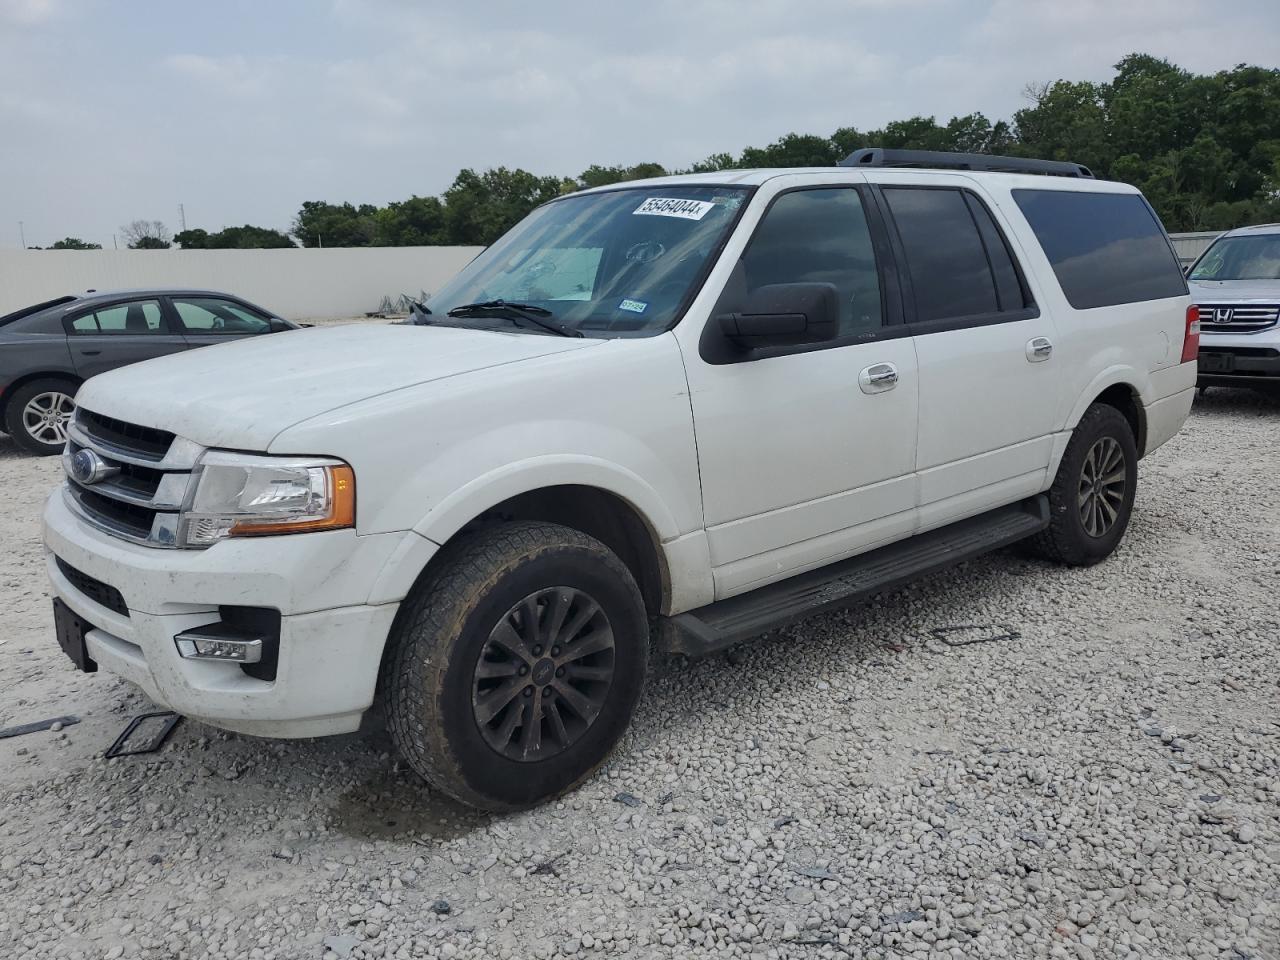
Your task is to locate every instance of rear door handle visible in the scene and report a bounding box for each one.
[859,362,899,394]
[1026,337,1053,362]
[79,349,101,356]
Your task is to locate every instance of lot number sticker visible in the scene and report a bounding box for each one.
[633,197,715,220]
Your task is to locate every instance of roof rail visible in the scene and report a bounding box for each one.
[840,147,1094,179]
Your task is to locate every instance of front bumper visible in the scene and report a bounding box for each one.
[1198,330,1280,387]
[43,488,406,737]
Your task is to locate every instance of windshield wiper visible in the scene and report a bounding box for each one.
[446,300,583,338]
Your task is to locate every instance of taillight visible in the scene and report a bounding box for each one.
[1181,304,1200,363]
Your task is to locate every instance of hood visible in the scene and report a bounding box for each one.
[75,323,600,450]
[1188,278,1280,302]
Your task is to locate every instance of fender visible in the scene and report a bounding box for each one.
[1063,362,1152,431]
[365,455,685,606]
[1047,362,1150,477]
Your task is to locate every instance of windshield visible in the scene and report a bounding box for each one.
[1190,234,1280,281]
[425,185,750,336]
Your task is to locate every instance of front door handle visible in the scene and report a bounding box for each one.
[859,362,899,394]
[1026,337,1053,362]
[79,349,102,356]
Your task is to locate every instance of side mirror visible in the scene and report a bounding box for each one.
[715,282,839,351]
[268,317,292,332]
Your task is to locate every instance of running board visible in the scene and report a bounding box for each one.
[664,495,1049,657]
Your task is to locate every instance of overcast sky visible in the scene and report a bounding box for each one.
[1,0,1276,249]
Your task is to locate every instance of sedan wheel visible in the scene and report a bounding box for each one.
[22,391,76,448]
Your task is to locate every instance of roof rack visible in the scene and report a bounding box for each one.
[839,147,1094,179]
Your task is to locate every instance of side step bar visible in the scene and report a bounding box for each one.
[663,495,1049,657]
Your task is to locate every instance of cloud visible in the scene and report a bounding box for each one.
[0,0,1276,248]
[0,0,59,25]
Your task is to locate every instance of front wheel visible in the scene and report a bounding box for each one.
[4,378,78,456]
[383,521,648,810]
[1022,403,1138,566]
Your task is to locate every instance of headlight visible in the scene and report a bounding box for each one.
[182,451,355,547]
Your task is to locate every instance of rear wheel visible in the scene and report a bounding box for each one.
[383,521,648,810]
[1022,403,1138,566]
[4,378,77,456]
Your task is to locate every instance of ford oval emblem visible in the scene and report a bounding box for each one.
[69,449,117,485]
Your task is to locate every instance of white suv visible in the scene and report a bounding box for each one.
[44,149,1198,810]
[1186,222,1280,395]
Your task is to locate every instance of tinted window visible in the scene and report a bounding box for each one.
[173,297,271,334]
[965,194,1028,312]
[67,300,164,334]
[1013,190,1186,309]
[0,295,78,327]
[885,188,1003,322]
[742,188,883,335]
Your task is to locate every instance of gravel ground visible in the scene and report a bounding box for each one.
[1,389,1277,960]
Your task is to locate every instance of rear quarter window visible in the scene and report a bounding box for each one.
[1012,190,1186,310]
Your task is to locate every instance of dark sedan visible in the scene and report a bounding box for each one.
[0,289,297,455]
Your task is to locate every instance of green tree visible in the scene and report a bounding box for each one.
[293,201,379,247]
[374,196,447,246]
[441,168,563,245]
[47,237,102,250]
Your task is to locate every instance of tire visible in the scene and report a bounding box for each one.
[3,378,78,456]
[383,521,648,811]
[1022,403,1138,567]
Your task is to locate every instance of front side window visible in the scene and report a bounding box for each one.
[883,187,1002,323]
[426,186,750,337]
[172,298,271,334]
[741,188,884,336]
[66,300,164,334]
[1013,189,1186,309]
[1189,234,1280,281]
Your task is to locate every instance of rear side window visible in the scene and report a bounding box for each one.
[1012,190,1186,309]
[883,187,1012,323]
[67,300,164,334]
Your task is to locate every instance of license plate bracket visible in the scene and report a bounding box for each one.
[53,598,97,673]
[1200,352,1235,373]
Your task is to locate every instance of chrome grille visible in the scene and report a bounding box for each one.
[1197,304,1279,333]
[62,408,204,548]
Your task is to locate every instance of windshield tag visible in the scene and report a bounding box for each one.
[633,197,715,221]
[618,298,648,314]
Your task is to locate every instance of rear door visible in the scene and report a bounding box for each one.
[64,298,188,379]
[871,176,1062,530]
[168,295,275,348]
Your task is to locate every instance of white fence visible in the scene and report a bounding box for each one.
[0,246,484,321]
[1168,231,1223,268]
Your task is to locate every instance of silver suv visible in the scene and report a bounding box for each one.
[1187,223,1280,396]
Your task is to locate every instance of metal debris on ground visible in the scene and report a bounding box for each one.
[104,711,181,759]
[930,624,1021,647]
[881,909,925,926]
[0,715,80,739]
[794,865,837,880]
[613,792,642,808]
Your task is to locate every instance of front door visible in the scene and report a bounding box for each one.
[682,182,920,599]
[64,298,189,379]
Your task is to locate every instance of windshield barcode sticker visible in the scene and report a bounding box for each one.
[618,299,648,313]
[633,197,715,221]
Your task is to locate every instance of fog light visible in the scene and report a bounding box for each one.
[175,627,264,664]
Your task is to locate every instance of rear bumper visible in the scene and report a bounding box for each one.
[43,488,404,737]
